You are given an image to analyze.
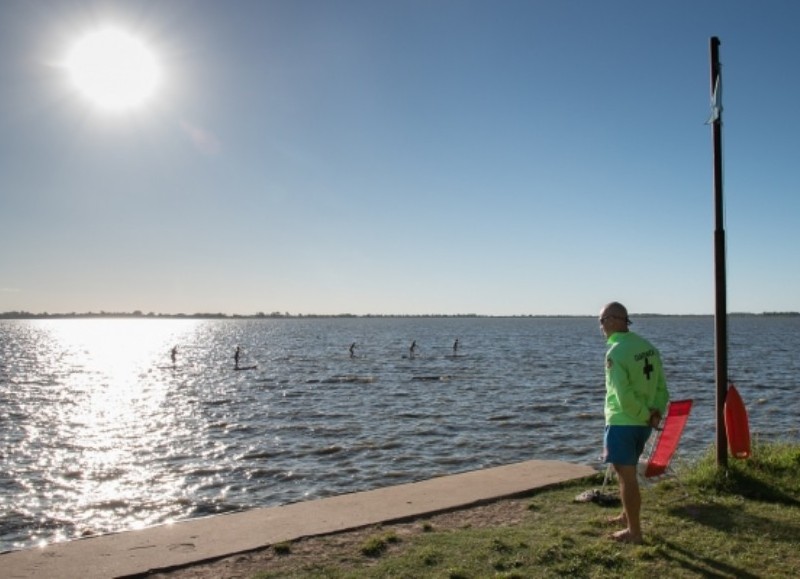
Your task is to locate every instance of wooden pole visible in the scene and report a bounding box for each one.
[710,36,728,469]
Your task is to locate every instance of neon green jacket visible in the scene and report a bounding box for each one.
[604,331,669,426]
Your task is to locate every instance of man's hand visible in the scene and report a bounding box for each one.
[648,409,662,429]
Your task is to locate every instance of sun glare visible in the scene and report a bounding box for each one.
[65,28,160,112]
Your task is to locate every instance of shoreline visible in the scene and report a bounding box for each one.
[0,460,594,579]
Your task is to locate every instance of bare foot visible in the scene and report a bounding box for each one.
[606,513,627,526]
[610,529,642,544]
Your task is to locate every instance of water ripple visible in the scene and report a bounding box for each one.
[1,316,799,552]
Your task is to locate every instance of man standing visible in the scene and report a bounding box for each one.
[599,302,669,544]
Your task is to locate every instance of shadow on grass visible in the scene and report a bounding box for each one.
[688,446,800,507]
[722,468,800,506]
[667,501,800,545]
[657,539,760,579]
[690,465,800,507]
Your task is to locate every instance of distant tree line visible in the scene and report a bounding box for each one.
[0,311,486,319]
[1,310,797,320]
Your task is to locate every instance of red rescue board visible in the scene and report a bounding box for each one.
[724,383,751,459]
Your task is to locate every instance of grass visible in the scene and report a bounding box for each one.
[253,441,800,578]
[359,532,400,557]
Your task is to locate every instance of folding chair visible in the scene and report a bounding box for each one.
[602,399,694,491]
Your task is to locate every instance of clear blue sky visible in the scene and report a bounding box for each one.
[1,1,798,316]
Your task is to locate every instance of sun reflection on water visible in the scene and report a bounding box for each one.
[18,319,202,543]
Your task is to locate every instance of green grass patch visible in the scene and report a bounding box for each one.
[253,441,800,578]
[359,531,400,557]
[273,541,291,555]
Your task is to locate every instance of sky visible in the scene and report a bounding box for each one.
[1,1,799,317]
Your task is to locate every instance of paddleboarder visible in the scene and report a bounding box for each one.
[170,346,177,366]
[234,346,241,369]
[599,301,669,544]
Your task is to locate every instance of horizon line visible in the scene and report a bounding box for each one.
[2,310,798,320]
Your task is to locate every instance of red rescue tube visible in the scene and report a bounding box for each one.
[724,383,751,459]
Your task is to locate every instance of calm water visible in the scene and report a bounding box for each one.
[1,316,798,552]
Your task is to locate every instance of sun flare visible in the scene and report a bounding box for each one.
[65,28,160,111]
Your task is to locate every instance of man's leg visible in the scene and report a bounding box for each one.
[612,463,642,543]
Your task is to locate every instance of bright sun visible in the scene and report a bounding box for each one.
[66,28,160,112]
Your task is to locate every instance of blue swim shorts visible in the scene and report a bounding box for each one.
[603,425,652,466]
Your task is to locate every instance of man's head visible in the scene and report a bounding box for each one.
[599,302,631,338]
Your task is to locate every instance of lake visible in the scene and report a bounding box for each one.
[1,315,798,552]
